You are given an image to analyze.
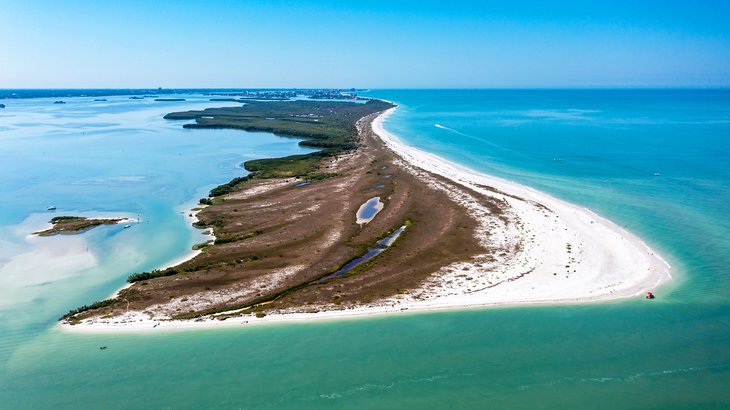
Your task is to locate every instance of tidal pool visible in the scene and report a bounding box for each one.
[318,225,407,282]
[356,196,383,224]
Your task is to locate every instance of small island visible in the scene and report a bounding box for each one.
[33,216,126,236]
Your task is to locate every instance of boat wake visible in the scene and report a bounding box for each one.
[514,363,730,392]
[434,123,464,134]
[434,122,508,151]
[434,123,478,139]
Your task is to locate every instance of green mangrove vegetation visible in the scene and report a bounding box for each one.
[127,267,179,283]
[33,216,124,236]
[61,298,119,320]
[208,176,251,197]
[165,99,394,192]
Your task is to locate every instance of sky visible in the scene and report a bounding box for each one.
[1,0,729,88]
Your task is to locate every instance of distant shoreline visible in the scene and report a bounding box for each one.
[63,105,671,332]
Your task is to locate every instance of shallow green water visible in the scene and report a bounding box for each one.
[1,90,729,408]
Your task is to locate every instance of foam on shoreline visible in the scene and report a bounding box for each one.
[63,107,671,333]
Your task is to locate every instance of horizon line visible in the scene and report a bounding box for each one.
[1,86,729,91]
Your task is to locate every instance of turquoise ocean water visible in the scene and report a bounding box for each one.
[0,90,728,408]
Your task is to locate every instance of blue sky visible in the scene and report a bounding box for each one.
[1,0,729,88]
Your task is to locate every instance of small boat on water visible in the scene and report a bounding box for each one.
[646,291,655,299]
[653,173,661,177]
[123,224,131,229]
[53,100,66,104]
[47,206,57,211]
[99,346,107,350]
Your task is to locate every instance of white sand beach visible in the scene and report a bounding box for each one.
[372,108,671,306]
[64,108,672,333]
[160,203,216,270]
